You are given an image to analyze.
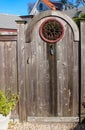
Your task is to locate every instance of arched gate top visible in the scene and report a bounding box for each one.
[25,10,79,43]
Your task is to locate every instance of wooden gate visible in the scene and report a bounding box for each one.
[25,11,79,120]
[2,10,85,123]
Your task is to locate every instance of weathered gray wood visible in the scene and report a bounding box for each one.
[4,42,17,91]
[0,41,18,119]
[4,41,18,119]
[0,11,80,122]
[17,21,27,121]
[0,42,5,91]
[72,41,79,116]
[26,15,79,118]
[25,43,33,116]
[0,35,17,41]
[26,10,79,43]
[56,21,78,117]
[26,20,51,116]
[27,117,79,123]
[80,19,85,120]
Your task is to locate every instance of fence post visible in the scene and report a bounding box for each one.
[80,19,85,122]
[16,20,27,121]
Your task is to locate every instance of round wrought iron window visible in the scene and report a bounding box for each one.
[39,18,64,43]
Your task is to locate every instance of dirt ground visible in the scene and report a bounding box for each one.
[8,121,82,130]
[8,122,31,130]
[8,122,85,130]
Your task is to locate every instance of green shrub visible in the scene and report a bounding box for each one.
[73,13,85,28]
[0,90,19,116]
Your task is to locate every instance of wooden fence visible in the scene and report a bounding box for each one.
[0,11,85,122]
[0,35,19,119]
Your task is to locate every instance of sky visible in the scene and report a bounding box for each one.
[0,0,36,16]
[0,0,84,16]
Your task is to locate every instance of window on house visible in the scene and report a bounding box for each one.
[39,3,43,11]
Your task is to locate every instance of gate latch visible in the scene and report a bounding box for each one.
[50,45,55,55]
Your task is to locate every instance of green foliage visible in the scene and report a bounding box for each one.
[73,13,85,28]
[74,17,80,27]
[0,90,19,116]
[60,0,83,9]
[80,13,85,18]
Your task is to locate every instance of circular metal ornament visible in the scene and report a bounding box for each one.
[39,18,64,43]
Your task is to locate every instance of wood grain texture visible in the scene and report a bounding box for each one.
[0,12,80,121]
[26,20,51,116]
[26,16,79,118]
[80,20,85,120]
[26,10,79,43]
[0,42,5,91]
[0,35,17,41]
[17,22,27,121]
[56,24,78,117]
[0,40,18,119]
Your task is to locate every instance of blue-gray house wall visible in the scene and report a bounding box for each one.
[37,1,49,12]
[30,0,63,15]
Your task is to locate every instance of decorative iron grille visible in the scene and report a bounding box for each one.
[39,18,64,43]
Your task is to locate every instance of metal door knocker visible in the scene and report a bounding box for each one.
[50,45,55,55]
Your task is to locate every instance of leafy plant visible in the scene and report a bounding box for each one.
[73,13,85,28]
[74,17,80,27]
[0,90,19,116]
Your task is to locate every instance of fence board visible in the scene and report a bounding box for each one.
[25,43,32,116]
[56,23,78,117]
[0,35,17,41]
[17,21,27,121]
[80,20,85,120]
[0,40,18,119]
[72,42,79,116]
[0,42,5,91]
[26,21,51,116]
[4,42,17,91]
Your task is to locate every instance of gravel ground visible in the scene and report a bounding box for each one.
[8,122,78,130]
[8,122,31,130]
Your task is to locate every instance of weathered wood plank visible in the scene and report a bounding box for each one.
[17,21,27,121]
[0,35,17,41]
[80,20,85,120]
[4,41,17,91]
[0,42,5,91]
[4,41,18,119]
[25,43,32,116]
[57,23,78,117]
[57,24,69,117]
[29,20,51,116]
[36,38,50,116]
[0,41,18,119]
[65,25,73,116]
[25,16,79,118]
[36,21,51,116]
[72,42,79,116]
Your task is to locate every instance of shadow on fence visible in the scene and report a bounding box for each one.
[73,119,85,130]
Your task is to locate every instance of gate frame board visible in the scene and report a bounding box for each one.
[25,10,79,43]
[80,19,85,122]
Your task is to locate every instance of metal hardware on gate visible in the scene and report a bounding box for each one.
[82,102,85,108]
[27,57,29,64]
[50,45,55,55]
